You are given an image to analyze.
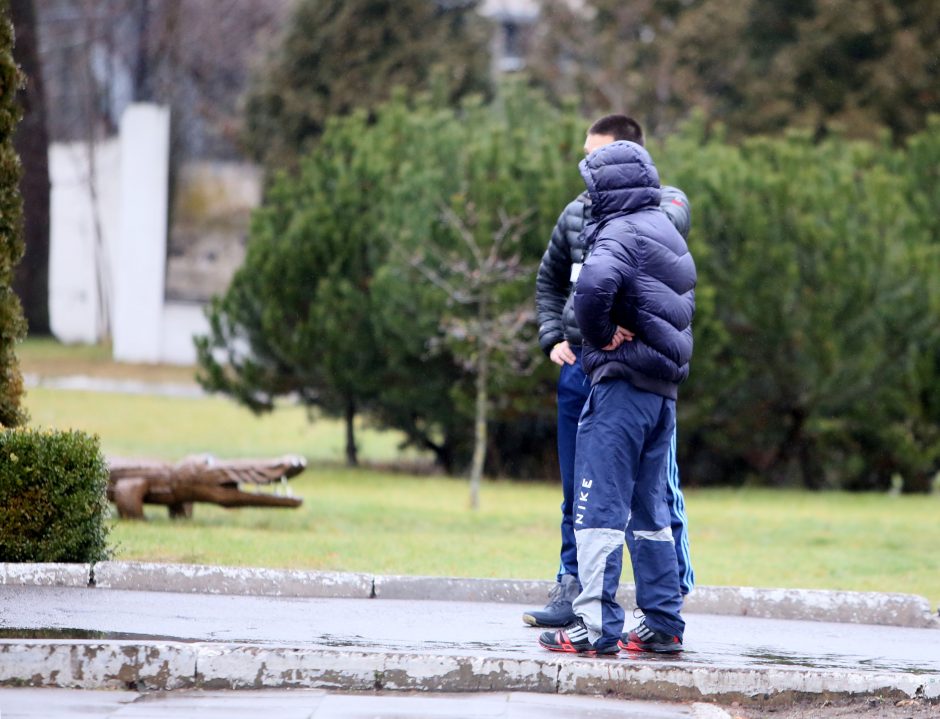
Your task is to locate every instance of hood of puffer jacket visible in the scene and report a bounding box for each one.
[578,141,661,219]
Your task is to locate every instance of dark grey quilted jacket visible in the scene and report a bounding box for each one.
[535,186,690,355]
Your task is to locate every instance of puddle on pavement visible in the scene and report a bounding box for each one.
[743,648,939,675]
[0,627,197,642]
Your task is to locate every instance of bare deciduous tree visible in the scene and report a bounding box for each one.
[410,205,536,509]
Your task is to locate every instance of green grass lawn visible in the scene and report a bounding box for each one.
[16,338,940,606]
[24,386,425,463]
[104,470,940,606]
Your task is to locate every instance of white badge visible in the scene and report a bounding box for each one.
[570,262,583,283]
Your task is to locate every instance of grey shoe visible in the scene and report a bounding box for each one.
[522,574,580,627]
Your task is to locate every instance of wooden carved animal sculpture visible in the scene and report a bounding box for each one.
[107,454,305,519]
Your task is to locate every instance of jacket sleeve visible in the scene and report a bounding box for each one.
[573,236,622,350]
[660,185,691,240]
[535,203,577,355]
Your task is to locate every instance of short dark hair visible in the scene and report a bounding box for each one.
[588,114,644,146]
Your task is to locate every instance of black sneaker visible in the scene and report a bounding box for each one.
[522,574,579,627]
[619,619,683,653]
[538,618,620,657]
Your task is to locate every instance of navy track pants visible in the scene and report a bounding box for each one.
[571,379,685,647]
[555,349,693,595]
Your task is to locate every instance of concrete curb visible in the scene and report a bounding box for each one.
[0,563,90,588]
[93,562,373,599]
[374,575,550,603]
[0,640,936,704]
[2,562,937,628]
[683,586,939,629]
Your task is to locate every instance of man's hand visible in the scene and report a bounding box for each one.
[602,326,635,351]
[549,340,577,366]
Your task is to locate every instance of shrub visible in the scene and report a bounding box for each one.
[0,427,112,563]
[654,115,940,490]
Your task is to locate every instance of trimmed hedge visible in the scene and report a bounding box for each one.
[0,427,111,563]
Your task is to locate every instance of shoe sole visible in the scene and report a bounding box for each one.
[538,638,619,657]
[522,613,573,628]
[618,639,683,653]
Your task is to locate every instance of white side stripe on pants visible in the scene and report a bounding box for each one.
[667,430,695,592]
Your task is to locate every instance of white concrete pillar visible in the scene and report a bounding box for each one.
[48,139,121,344]
[112,104,171,363]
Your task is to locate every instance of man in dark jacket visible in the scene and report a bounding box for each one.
[526,115,694,629]
[538,138,696,656]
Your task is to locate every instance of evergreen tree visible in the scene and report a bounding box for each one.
[654,117,940,490]
[243,0,492,168]
[526,0,690,137]
[767,0,940,140]
[0,0,27,427]
[196,110,391,466]
[528,0,940,142]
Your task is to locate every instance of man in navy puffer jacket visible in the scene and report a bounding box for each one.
[538,139,696,656]
[526,115,694,630]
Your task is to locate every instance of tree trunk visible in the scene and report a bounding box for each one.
[417,432,453,474]
[11,0,50,334]
[345,399,359,467]
[469,345,488,511]
[78,4,111,340]
[776,406,821,489]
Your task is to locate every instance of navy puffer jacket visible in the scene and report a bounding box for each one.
[534,187,690,355]
[573,141,696,400]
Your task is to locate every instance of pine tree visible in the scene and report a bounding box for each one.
[242,0,492,168]
[196,110,392,466]
[529,0,940,142]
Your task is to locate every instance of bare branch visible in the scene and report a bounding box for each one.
[408,254,475,305]
[438,203,485,268]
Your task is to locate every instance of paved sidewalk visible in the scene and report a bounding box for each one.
[22,373,205,398]
[0,688,733,719]
[1,584,938,704]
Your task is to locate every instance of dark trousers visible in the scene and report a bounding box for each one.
[555,349,591,580]
[572,379,685,647]
[555,349,694,594]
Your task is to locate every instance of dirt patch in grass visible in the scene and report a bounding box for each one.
[725,695,936,718]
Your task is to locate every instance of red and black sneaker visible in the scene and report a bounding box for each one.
[619,619,683,653]
[538,618,620,657]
